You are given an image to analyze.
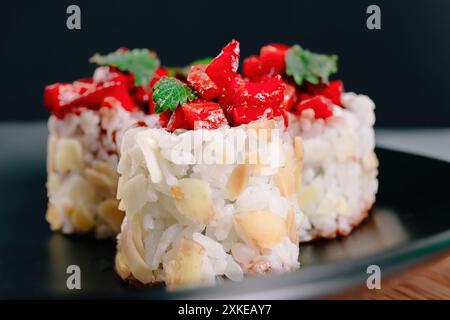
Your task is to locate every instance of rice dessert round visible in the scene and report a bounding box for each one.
[289,92,378,241]
[44,48,166,238]
[115,119,302,288]
[46,106,159,238]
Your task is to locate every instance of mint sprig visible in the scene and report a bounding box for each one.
[152,76,196,113]
[90,48,160,87]
[285,45,337,85]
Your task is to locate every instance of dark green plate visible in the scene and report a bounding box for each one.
[0,123,449,299]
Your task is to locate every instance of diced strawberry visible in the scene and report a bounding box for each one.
[260,43,290,57]
[242,56,266,83]
[243,43,289,82]
[159,109,173,128]
[220,75,285,125]
[231,104,275,126]
[306,80,344,106]
[166,101,226,132]
[187,64,219,100]
[297,91,312,102]
[44,75,137,118]
[294,96,333,119]
[282,82,297,111]
[245,76,285,109]
[259,43,289,74]
[73,80,136,111]
[206,40,240,89]
[93,66,128,85]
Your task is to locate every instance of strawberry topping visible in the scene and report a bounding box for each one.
[205,40,240,89]
[166,101,226,132]
[243,43,289,82]
[294,96,333,119]
[187,64,219,100]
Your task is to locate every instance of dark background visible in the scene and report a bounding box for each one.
[1,0,449,126]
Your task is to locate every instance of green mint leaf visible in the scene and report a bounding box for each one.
[89,48,160,87]
[152,76,196,114]
[189,57,213,66]
[286,45,338,86]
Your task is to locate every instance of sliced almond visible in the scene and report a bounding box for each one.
[119,221,154,284]
[174,178,214,224]
[115,252,131,280]
[64,175,96,204]
[85,168,113,189]
[362,152,379,171]
[226,165,251,201]
[136,133,163,183]
[286,207,298,244]
[120,174,148,215]
[315,192,348,217]
[47,135,57,173]
[129,214,146,258]
[98,198,125,233]
[70,205,95,232]
[55,138,84,172]
[165,238,206,289]
[297,185,321,210]
[46,173,60,196]
[91,161,119,186]
[294,136,304,160]
[46,204,62,231]
[275,166,295,198]
[234,211,287,250]
[333,134,356,162]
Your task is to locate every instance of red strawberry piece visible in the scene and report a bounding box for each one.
[218,75,247,112]
[243,43,289,82]
[231,104,275,126]
[206,39,240,89]
[166,101,226,132]
[219,75,286,126]
[294,96,333,119]
[306,80,344,106]
[159,109,172,128]
[245,76,285,110]
[72,79,136,111]
[243,56,266,83]
[44,74,137,118]
[282,82,297,111]
[259,43,289,75]
[187,64,219,100]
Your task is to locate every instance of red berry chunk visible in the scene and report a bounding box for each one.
[43,74,136,118]
[206,40,240,89]
[306,80,343,106]
[245,76,285,112]
[219,75,285,126]
[166,101,226,132]
[187,64,219,100]
[243,43,289,82]
[231,104,275,127]
[281,82,297,111]
[159,109,173,128]
[294,96,333,119]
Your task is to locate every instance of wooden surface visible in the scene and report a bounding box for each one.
[335,252,450,300]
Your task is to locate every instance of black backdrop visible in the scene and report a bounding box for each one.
[1,0,449,126]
